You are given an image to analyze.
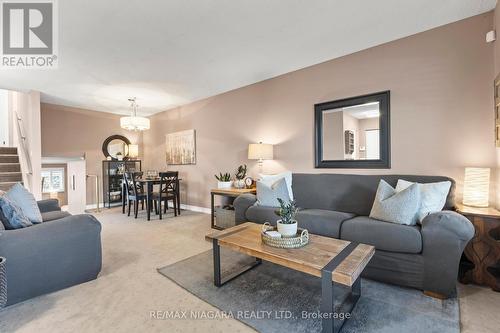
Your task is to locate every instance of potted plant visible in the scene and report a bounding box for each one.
[215,172,232,189]
[275,198,299,237]
[234,164,247,189]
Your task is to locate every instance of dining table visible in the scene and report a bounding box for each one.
[122,175,181,221]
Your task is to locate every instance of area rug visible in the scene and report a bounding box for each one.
[158,249,459,333]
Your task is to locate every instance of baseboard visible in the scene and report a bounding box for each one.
[179,203,210,214]
[84,202,210,214]
[85,203,105,210]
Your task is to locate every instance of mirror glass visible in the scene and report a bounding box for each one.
[102,135,131,160]
[107,139,129,159]
[322,102,380,161]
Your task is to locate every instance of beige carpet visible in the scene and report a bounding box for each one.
[0,208,499,333]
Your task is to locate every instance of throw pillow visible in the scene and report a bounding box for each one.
[256,178,291,207]
[259,171,294,201]
[395,179,452,223]
[6,183,43,224]
[0,194,33,229]
[369,180,420,225]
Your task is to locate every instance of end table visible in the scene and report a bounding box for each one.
[210,188,256,230]
[456,203,500,291]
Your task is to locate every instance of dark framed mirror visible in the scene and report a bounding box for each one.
[102,135,131,160]
[315,91,390,168]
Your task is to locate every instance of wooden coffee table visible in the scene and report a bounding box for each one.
[205,222,375,333]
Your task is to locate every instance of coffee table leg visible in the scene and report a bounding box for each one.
[213,239,222,287]
[321,242,359,333]
[212,238,261,287]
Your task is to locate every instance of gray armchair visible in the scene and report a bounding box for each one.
[421,211,474,296]
[0,200,102,306]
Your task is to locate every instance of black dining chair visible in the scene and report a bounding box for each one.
[153,171,179,219]
[124,172,146,218]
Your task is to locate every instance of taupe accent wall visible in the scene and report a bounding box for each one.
[41,104,143,205]
[142,12,497,209]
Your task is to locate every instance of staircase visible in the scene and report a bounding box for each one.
[0,147,22,191]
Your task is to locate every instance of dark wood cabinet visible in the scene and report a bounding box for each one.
[102,160,141,208]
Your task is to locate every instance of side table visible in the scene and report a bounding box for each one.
[456,203,500,291]
[210,188,256,230]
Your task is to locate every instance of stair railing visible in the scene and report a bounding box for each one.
[14,111,33,190]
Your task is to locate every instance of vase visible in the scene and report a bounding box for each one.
[277,220,298,237]
[233,179,245,189]
[217,181,232,189]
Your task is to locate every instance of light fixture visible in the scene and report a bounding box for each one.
[128,144,139,159]
[248,142,273,173]
[120,97,150,131]
[463,167,490,207]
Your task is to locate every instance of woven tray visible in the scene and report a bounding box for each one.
[261,222,309,249]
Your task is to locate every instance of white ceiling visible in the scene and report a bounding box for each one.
[0,0,496,116]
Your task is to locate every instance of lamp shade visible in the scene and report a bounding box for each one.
[248,143,273,160]
[463,167,490,207]
[120,116,150,131]
[128,144,139,158]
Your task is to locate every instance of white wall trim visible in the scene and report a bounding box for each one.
[85,203,105,210]
[179,203,210,214]
[83,202,211,214]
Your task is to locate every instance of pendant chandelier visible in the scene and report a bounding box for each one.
[120,97,150,131]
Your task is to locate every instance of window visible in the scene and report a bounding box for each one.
[42,168,65,193]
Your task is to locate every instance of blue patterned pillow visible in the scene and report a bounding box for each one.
[6,183,43,224]
[0,194,33,229]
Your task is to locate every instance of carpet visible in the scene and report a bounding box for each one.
[158,249,460,333]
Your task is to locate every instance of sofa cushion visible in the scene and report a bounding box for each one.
[6,183,43,224]
[295,209,355,238]
[246,205,278,224]
[341,216,422,254]
[292,173,455,215]
[41,210,71,222]
[246,206,354,238]
[0,194,33,229]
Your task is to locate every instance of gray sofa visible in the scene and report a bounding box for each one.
[0,199,102,306]
[234,173,474,298]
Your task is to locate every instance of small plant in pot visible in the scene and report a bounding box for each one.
[234,164,247,189]
[275,198,299,237]
[215,172,232,189]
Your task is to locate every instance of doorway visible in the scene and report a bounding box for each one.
[365,129,380,160]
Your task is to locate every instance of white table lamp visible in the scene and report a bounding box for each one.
[463,167,490,207]
[248,142,273,173]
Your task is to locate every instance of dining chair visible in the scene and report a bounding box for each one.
[153,171,179,219]
[124,172,146,218]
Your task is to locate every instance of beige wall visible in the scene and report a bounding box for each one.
[143,13,496,209]
[322,111,344,160]
[9,91,42,199]
[494,3,500,208]
[41,104,143,205]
